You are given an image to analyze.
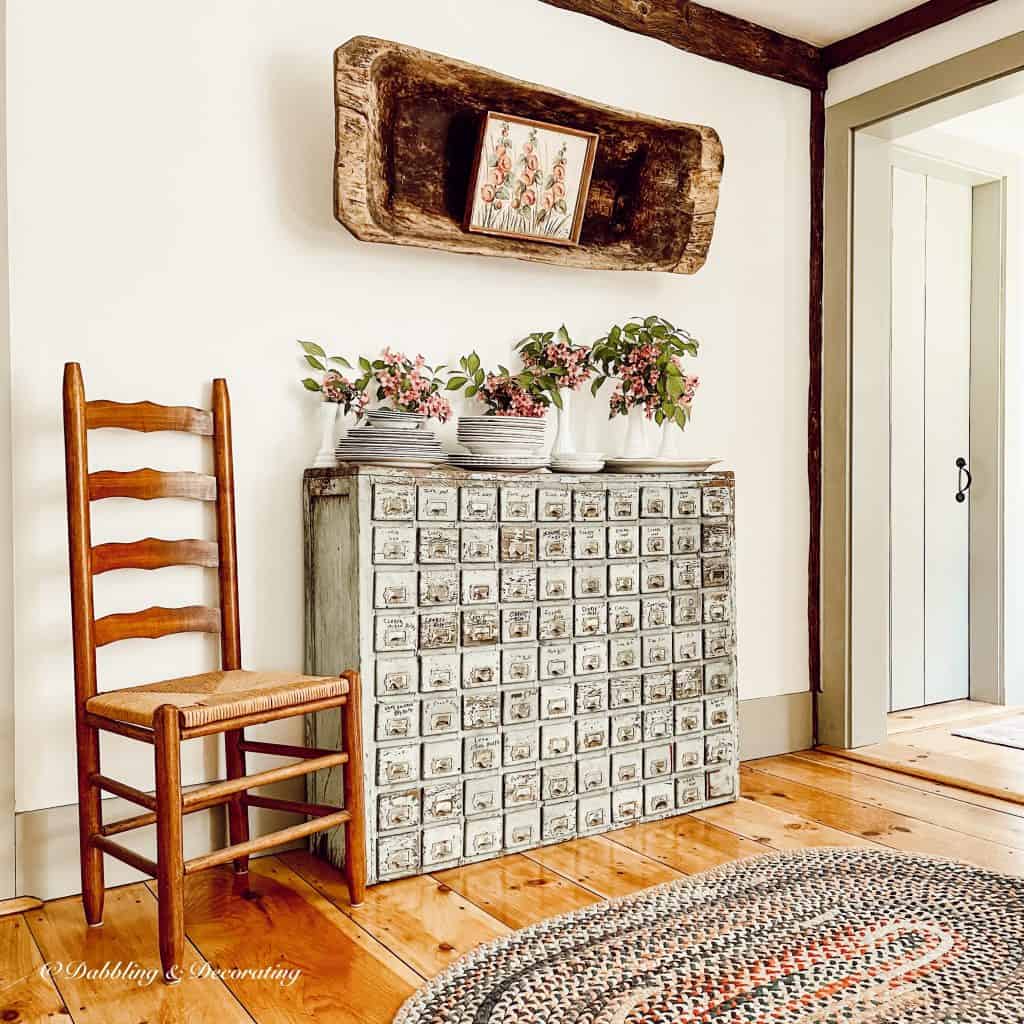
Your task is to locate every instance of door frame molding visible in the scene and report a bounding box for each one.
[820,31,1024,747]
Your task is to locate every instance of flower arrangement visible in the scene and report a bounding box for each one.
[298,341,367,417]
[516,325,594,401]
[355,348,454,423]
[446,352,550,418]
[590,315,700,429]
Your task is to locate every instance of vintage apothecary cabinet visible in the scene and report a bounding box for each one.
[303,466,738,884]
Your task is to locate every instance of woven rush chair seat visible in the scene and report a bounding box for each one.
[86,669,349,729]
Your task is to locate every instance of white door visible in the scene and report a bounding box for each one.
[889,168,973,711]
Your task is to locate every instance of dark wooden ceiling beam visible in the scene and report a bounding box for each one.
[822,0,1000,70]
[538,0,826,90]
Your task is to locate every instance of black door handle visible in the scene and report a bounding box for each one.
[956,457,972,503]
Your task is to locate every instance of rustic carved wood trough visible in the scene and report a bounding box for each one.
[334,36,725,274]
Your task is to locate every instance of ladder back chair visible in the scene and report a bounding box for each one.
[62,362,366,983]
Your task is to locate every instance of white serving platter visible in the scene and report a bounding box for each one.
[603,457,723,474]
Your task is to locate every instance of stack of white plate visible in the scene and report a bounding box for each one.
[550,452,606,473]
[335,422,448,468]
[451,416,549,471]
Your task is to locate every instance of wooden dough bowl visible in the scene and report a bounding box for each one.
[334,36,725,274]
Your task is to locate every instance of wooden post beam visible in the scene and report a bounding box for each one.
[538,0,826,90]
[822,0,1000,70]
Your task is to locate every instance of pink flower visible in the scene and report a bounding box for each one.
[522,189,536,207]
[481,184,495,203]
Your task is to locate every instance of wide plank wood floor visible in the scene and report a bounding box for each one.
[8,746,1024,1023]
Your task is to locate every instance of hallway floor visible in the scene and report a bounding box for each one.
[5,746,1024,1022]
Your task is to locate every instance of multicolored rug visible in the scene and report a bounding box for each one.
[394,848,1024,1023]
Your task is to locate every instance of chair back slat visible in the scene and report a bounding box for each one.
[62,362,242,706]
[88,469,217,502]
[92,538,220,575]
[86,399,214,436]
[94,605,222,648]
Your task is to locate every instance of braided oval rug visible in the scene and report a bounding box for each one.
[394,848,1024,1024]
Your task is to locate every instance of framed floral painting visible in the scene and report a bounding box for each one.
[464,112,598,247]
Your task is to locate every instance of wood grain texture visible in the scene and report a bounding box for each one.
[0,896,43,918]
[91,538,219,574]
[87,469,217,502]
[538,0,825,89]
[174,858,419,1023]
[93,605,221,647]
[26,885,248,1024]
[281,849,510,979]
[822,0,1000,69]
[523,834,682,898]
[741,764,1024,873]
[434,853,600,929]
[85,399,214,436]
[0,915,71,1023]
[334,36,724,275]
[609,814,769,873]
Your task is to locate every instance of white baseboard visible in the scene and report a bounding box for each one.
[739,691,814,761]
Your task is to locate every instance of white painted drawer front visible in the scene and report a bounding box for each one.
[305,469,738,884]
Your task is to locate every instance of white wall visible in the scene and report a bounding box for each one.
[827,0,1024,107]
[6,0,810,859]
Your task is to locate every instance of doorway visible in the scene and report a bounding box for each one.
[819,35,1024,749]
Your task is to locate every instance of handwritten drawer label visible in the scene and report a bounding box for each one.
[461,527,498,563]
[672,523,700,555]
[504,769,541,808]
[502,646,538,684]
[673,629,702,662]
[640,486,669,518]
[609,676,641,709]
[460,486,497,522]
[675,666,702,700]
[503,687,539,726]
[539,605,571,641]
[573,490,605,521]
[642,633,671,668]
[462,608,499,646]
[573,525,606,560]
[609,636,640,672]
[643,707,673,742]
[575,602,607,638]
[539,643,572,680]
[608,600,639,634]
[417,484,458,522]
[576,715,609,753]
[677,772,705,807]
[502,607,536,644]
[575,640,608,676]
[420,612,458,650]
[539,526,571,560]
[537,488,571,522]
[608,526,639,559]
[500,486,534,522]
[575,680,607,715]
[642,672,673,704]
[422,696,459,737]
[373,483,414,521]
[641,524,669,556]
[464,734,500,774]
[419,570,458,607]
[376,744,419,786]
[375,613,416,653]
[673,593,701,626]
[607,487,639,520]
[672,487,701,518]
[462,692,499,732]
[373,527,415,564]
[376,701,418,742]
[642,596,671,630]
[705,696,735,730]
[419,527,458,564]
[378,789,420,832]
[706,732,735,766]
[501,566,537,603]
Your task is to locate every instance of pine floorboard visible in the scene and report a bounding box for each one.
[11,744,1024,1023]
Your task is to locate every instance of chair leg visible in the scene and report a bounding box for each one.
[75,718,104,926]
[223,728,250,874]
[340,671,367,908]
[154,705,185,984]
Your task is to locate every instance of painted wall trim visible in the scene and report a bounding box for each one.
[738,692,814,761]
[821,31,1024,748]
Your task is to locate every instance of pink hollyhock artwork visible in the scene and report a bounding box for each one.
[464,112,598,247]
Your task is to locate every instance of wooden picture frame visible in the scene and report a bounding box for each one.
[463,111,599,248]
